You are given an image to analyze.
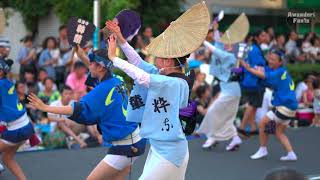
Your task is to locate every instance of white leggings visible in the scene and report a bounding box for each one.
[139,148,189,180]
[103,154,138,170]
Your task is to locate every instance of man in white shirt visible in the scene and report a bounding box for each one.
[47,85,87,148]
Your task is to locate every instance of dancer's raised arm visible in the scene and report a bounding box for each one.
[107,35,151,88]
[106,21,143,66]
[28,93,73,115]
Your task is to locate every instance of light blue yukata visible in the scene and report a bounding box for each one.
[197,41,241,142]
[115,42,189,167]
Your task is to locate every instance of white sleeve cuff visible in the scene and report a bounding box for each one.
[203,41,216,52]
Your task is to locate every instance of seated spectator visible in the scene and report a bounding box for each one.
[285,31,305,63]
[47,85,87,148]
[38,77,61,104]
[194,83,211,124]
[24,69,39,93]
[61,41,93,73]
[16,81,28,104]
[39,37,59,79]
[272,34,286,53]
[310,37,320,63]
[65,61,88,101]
[17,35,37,81]
[301,32,313,57]
[38,68,57,92]
[57,25,71,56]
[313,79,320,126]
[301,77,315,108]
[138,26,154,49]
[135,26,154,62]
[16,81,37,122]
[265,26,276,47]
[295,74,315,102]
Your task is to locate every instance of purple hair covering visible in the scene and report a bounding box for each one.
[115,10,141,41]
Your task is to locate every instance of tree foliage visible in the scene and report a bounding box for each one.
[2,0,183,35]
[136,0,184,35]
[2,0,52,33]
[52,0,139,28]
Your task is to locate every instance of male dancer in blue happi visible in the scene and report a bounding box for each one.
[240,49,298,161]
[28,48,146,180]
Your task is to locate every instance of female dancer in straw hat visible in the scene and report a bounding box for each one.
[105,3,209,179]
[107,30,192,179]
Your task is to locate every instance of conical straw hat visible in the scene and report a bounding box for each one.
[0,8,5,34]
[220,13,249,44]
[146,1,210,58]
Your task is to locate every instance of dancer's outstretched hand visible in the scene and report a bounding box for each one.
[27,93,48,112]
[107,34,117,61]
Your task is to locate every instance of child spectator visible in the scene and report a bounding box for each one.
[38,77,61,104]
[38,68,57,92]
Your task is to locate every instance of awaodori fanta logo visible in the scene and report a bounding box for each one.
[286,9,317,26]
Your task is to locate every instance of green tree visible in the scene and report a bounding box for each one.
[2,0,140,33]
[53,0,139,27]
[137,0,184,35]
[3,0,52,33]
[3,0,183,35]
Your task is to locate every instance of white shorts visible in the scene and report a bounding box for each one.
[103,154,138,170]
[266,110,290,125]
[102,128,142,170]
[139,147,189,180]
[0,139,19,146]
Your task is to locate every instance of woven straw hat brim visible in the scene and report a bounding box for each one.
[0,9,5,34]
[146,1,210,58]
[220,13,249,44]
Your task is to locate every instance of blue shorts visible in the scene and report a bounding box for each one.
[1,122,35,145]
[108,138,147,157]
